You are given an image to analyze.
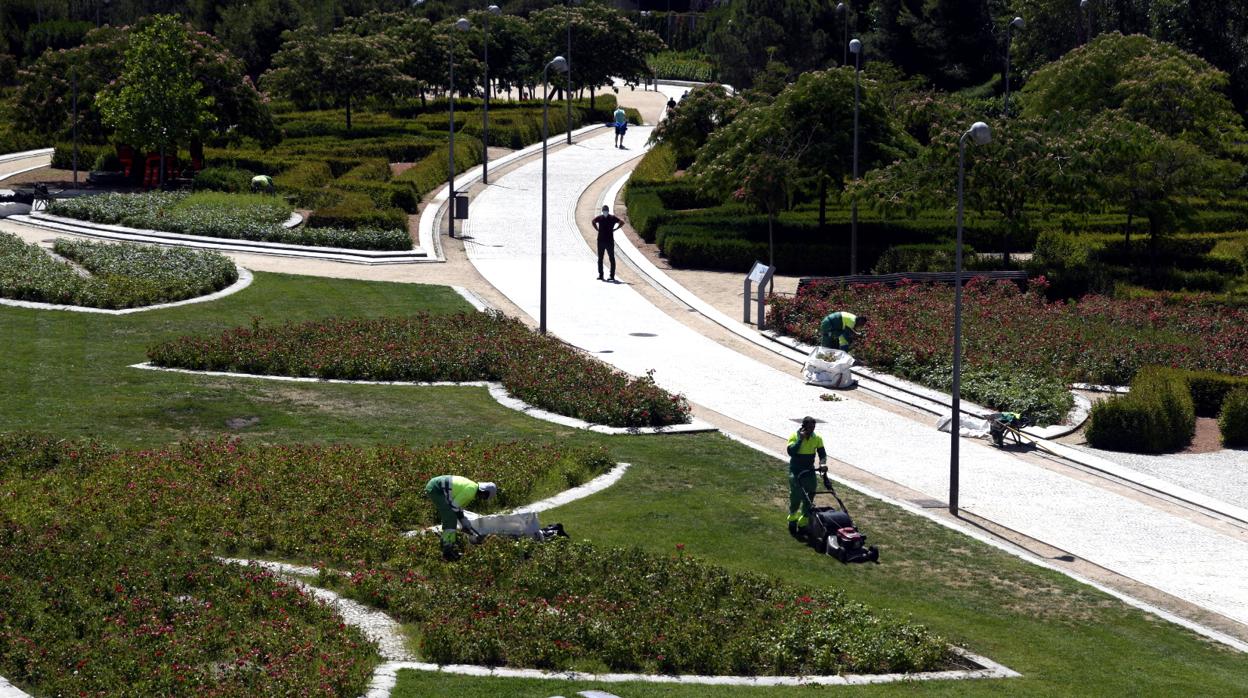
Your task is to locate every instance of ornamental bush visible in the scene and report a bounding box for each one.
[1086,368,1196,453]
[147,312,692,428]
[192,166,254,193]
[0,233,237,309]
[1218,388,1248,448]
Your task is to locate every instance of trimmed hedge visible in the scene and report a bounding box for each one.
[51,143,110,171]
[192,166,254,193]
[1086,367,1196,453]
[307,190,408,232]
[393,136,483,200]
[1219,388,1248,448]
[872,243,974,274]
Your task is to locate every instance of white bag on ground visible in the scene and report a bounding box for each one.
[936,413,992,438]
[467,511,543,539]
[803,347,856,388]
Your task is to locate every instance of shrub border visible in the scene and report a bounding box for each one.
[0,266,253,315]
[130,363,715,436]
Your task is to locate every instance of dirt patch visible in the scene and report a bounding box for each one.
[1185,417,1223,454]
[225,416,261,430]
[390,163,415,177]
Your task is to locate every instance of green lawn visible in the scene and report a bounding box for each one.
[2,272,1245,696]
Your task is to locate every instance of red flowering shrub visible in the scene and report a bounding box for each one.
[147,311,691,428]
[770,277,1248,393]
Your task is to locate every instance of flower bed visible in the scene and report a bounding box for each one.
[0,233,238,309]
[1,434,953,683]
[48,191,411,251]
[0,522,375,697]
[146,312,692,429]
[769,278,1248,423]
[345,540,951,676]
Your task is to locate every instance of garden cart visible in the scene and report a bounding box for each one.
[799,467,880,564]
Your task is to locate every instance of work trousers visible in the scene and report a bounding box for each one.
[425,481,461,544]
[787,467,817,527]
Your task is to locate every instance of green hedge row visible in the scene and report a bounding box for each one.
[393,136,483,200]
[308,189,408,232]
[1086,367,1196,454]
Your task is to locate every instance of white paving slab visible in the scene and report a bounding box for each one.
[463,126,1248,631]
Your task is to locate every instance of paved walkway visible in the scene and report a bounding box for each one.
[463,124,1248,634]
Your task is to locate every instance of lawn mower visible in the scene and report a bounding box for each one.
[799,467,880,564]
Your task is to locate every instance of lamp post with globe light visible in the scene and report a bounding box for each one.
[447,17,470,239]
[1003,16,1024,116]
[540,56,570,334]
[482,5,501,184]
[949,121,992,516]
[849,38,862,274]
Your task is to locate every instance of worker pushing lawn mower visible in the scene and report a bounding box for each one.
[786,417,879,563]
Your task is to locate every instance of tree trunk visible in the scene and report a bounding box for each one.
[1125,207,1133,251]
[1147,211,1162,280]
[1002,226,1011,267]
[590,85,596,109]
[345,96,352,131]
[818,177,827,229]
[420,87,427,108]
[768,211,775,295]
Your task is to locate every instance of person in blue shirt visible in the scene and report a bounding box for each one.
[613,106,628,148]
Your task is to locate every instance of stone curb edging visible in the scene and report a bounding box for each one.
[128,364,716,436]
[217,555,1018,697]
[1071,382,1130,394]
[0,266,253,315]
[0,148,54,185]
[0,675,32,698]
[406,463,631,537]
[366,648,1017,694]
[418,122,610,262]
[717,429,1248,654]
[14,212,430,265]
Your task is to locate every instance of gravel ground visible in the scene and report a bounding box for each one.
[1068,444,1248,507]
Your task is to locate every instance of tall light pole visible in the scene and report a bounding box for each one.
[1080,0,1091,45]
[849,38,862,275]
[448,17,470,239]
[1003,16,1024,117]
[541,56,570,335]
[565,0,576,145]
[482,5,501,185]
[949,120,992,517]
[836,3,848,66]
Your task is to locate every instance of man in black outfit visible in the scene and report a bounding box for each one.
[592,204,623,281]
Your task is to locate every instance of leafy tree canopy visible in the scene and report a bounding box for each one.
[1021,32,1247,158]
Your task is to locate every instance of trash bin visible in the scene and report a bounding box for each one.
[453,193,469,219]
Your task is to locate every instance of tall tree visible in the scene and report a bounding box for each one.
[96,15,214,183]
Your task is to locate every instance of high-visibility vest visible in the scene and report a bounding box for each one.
[446,475,479,509]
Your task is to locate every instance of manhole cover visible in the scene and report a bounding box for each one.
[629,332,657,337]
[911,498,946,508]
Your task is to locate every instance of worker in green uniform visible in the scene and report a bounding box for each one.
[250,174,274,194]
[424,475,498,560]
[819,312,868,351]
[786,416,827,539]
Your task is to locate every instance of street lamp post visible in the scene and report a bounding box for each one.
[541,56,570,335]
[448,17,470,239]
[1080,0,1091,44]
[482,5,501,185]
[565,0,575,145]
[1003,16,1024,116]
[836,3,848,66]
[849,38,862,275]
[949,120,992,517]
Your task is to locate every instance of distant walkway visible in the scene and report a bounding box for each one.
[462,124,1248,636]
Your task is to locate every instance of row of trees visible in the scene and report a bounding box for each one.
[655,33,1247,268]
[261,6,662,129]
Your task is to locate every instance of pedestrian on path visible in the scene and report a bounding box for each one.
[424,475,497,561]
[787,416,827,539]
[593,204,623,281]
[613,106,628,148]
[819,311,868,352]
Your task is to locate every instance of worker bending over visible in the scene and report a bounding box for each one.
[424,475,498,560]
[787,416,827,538]
[820,311,868,351]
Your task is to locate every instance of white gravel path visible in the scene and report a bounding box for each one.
[1069,445,1248,509]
